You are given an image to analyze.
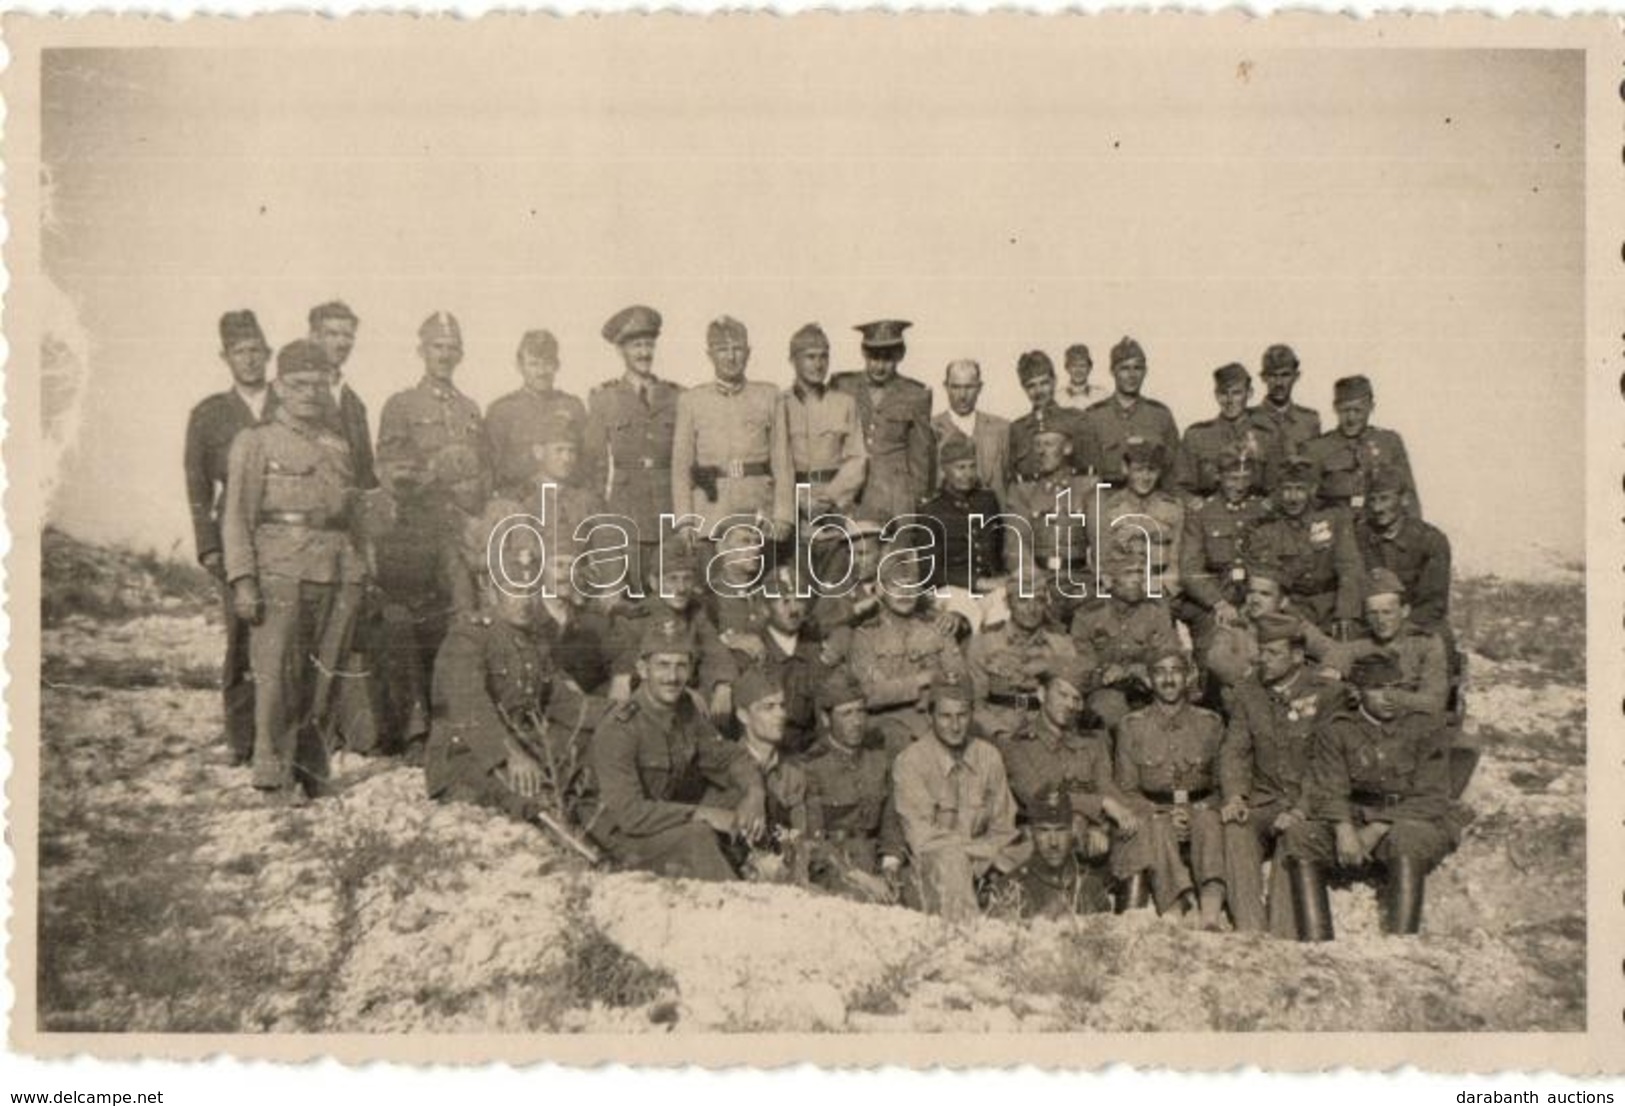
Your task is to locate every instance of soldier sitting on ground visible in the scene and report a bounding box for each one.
[848,553,972,749]
[991,787,1112,919]
[801,670,905,904]
[1344,568,1450,718]
[609,544,737,725]
[723,667,815,885]
[585,618,766,881]
[1112,648,1231,929]
[1071,558,1182,732]
[1279,652,1460,940]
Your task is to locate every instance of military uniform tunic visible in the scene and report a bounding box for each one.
[802,735,903,882]
[831,371,934,524]
[1007,403,1095,484]
[1250,401,1322,479]
[581,372,682,543]
[1179,494,1272,613]
[1098,486,1185,598]
[918,485,1003,589]
[1176,411,1278,500]
[1113,702,1228,910]
[966,624,1085,739]
[995,713,1119,825]
[1004,474,1097,576]
[484,386,588,500]
[376,376,488,507]
[777,383,868,514]
[1079,394,1180,484]
[1353,515,1453,634]
[1010,856,1111,918]
[1303,425,1421,516]
[672,379,794,526]
[1345,626,1450,717]
[1249,508,1364,628]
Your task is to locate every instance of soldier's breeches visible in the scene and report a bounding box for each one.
[249,577,351,790]
[220,584,255,762]
[1113,808,1224,914]
[1282,817,1453,869]
[605,821,737,882]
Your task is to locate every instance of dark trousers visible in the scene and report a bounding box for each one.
[218,583,256,763]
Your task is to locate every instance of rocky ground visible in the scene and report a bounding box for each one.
[33,528,1587,1033]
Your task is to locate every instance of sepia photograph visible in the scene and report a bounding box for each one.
[2,12,1620,1069]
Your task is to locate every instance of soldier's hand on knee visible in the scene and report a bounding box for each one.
[504,751,546,799]
[202,551,226,584]
[735,793,767,843]
[1220,797,1250,824]
[1335,821,1367,867]
[231,579,263,625]
[1085,826,1113,858]
[1273,808,1305,833]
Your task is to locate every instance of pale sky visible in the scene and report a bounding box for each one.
[39,35,1584,577]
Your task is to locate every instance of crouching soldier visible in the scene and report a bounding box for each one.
[585,618,767,880]
[1112,648,1230,929]
[802,671,906,904]
[892,672,1030,922]
[725,667,815,885]
[426,525,606,853]
[997,787,1112,919]
[1279,653,1459,940]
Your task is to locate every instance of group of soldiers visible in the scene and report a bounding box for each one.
[186,299,1465,942]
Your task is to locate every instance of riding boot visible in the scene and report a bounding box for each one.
[1384,854,1427,935]
[1114,872,1151,914]
[1286,858,1335,942]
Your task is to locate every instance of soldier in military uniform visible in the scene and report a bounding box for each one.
[1304,374,1422,517]
[426,522,606,828]
[777,323,868,523]
[222,340,368,804]
[672,316,794,538]
[933,359,1010,506]
[1007,350,1094,485]
[608,544,737,722]
[1176,363,1277,503]
[1112,649,1231,928]
[186,309,274,765]
[891,672,1029,921]
[966,583,1082,740]
[724,567,829,755]
[1000,788,1112,919]
[726,668,815,885]
[1079,337,1179,487]
[1098,438,1184,600]
[582,305,680,585]
[1217,613,1347,936]
[1003,425,1095,586]
[1280,653,1459,939]
[1344,568,1450,717]
[1353,464,1452,636]
[802,670,904,904]
[585,618,766,880]
[485,329,589,502]
[809,518,886,662]
[918,436,1003,591]
[847,554,971,748]
[1071,558,1183,731]
[1248,456,1364,633]
[831,319,934,525]
[1251,344,1321,487]
[1204,556,1354,693]
[997,658,1139,858]
[1176,451,1273,652]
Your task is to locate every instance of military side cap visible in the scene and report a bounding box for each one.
[1350,652,1405,689]
[1122,437,1167,468]
[1030,786,1073,828]
[1277,455,1319,485]
[1147,643,1189,669]
[1216,447,1254,476]
[1333,374,1374,403]
[1032,411,1069,441]
[928,669,975,705]
[429,442,484,484]
[640,617,697,658]
[855,319,911,349]
[1246,554,1285,584]
[939,434,976,465]
[1366,464,1408,495]
[1254,612,1305,646]
[219,310,266,348]
[707,314,749,349]
[1016,349,1056,384]
[602,304,663,345]
[734,666,783,710]
[790,323,830,356]
[276,339,329,378]
[419,311,462,343]
[537,406,582,446]
[1364,567,1406,600]
[1041,655,1096,695]
[817,669,866,711]
[1213,362,1250,389]
[1111,336,1146,369]
[308,300,358,330]
[1261,344,1299,373]
[517,329,559,362]
[1064,343,1093,368]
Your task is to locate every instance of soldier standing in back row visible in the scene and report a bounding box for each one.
[1007,350,1093,485]
[1177,363,1277,503]
[832,319,934,525]
[306,301,377,493]
[186,309,275,765]
[778,323,868,522]
[582,305,681,586]
[1304,374,1421,518]
[1251,344,1321,489]
[222,340,368,805]
[1080,337,1179,487]
[485,329,588,502]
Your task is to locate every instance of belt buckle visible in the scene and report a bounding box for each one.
[1230,566,1247,582]
[1173,788,1190,805]
[725,459,745,478]
[640,457,656,469]
[1350,494,1366,509]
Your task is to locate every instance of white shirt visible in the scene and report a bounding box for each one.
[945,409,978,440]
[766,626,801,659]
[236,385,269,422]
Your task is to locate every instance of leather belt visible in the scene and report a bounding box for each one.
[259,510,347,531]
[987,691,1040,710]
[694,461,772,480]
[796,468,840,484]
[1351,789,1406,809]
[1144,787,1213,805]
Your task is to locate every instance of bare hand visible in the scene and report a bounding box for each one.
[708,683,734,727]
[504,749,546,798]
[231,579,263,625]
[201,551,226,583]
[734,792,768,843]
[1220,798,1250,825]
[607,674,633,703]
[693,805,737,834]
[1084,826,1112,858]
[1105,799,1139,839]
[1214,600,1241,627]
[1334,821,1368,868]
[1272,808,1305,834]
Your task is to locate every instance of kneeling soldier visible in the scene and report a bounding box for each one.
[802,671,905,903]
[1003,787,1112,918]
[586,618,767,880]
[1112,648,1231,929]
[1279,652,1459,940]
